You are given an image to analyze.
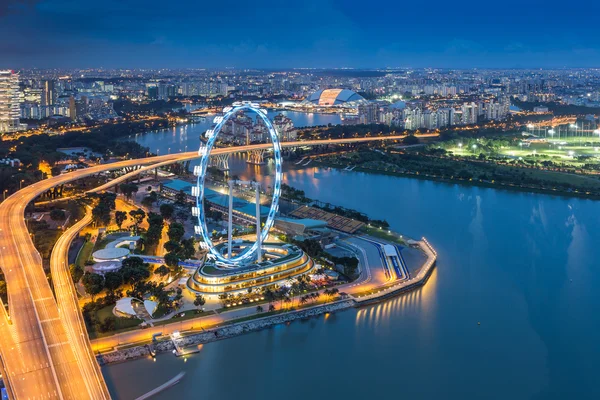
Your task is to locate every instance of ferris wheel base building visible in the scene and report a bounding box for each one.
[187,241,315,296]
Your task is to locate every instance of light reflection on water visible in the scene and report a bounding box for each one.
[104,164,600,400]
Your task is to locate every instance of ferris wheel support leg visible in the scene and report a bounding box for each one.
[228,180,234,259]
[256,183,262,263]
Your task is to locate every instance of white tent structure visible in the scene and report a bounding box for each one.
[115,297,137,317]
[115,297,158,318]
[143,300,158,317]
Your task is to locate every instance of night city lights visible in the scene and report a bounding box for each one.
[1,0,600,399]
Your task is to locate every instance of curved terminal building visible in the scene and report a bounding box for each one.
[187,241,316,297]
[302,89,367,108]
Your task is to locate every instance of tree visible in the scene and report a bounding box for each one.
[121,257,150,284]
[91,193,116,227]
[164,252,180,270]
[175,190,187,205]
[167,222,185,242]
[129,209,146,234]
[49,209,66,221]
[115,211,127,230]
[179,238,195,260]
[82,272,104,302]
[403,135,420,145]
[159,203,175,220]
[193,294,206,311]
[263,288,276,306]
[256,305,263,313]
[312,292,320,303]
[141,196,155,208]
[283,297,292,310]
[154,265,170,276]
[104,271,123,294]
[120,183,138,201]
[145,212,164,247]
[164,240,181,253]
[70,263,84,283]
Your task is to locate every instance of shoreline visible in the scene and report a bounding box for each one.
[97,240,437,366]
[305,160,600,201]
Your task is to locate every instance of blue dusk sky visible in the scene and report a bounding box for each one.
[1,0,599,68]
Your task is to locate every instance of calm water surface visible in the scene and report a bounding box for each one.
[103,164,600,400]
[132,110,341,156]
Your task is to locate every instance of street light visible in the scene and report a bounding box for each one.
[19,179,24,190]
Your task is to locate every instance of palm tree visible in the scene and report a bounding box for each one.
[283,296,292,310]
[312,292,320,303]
[268,304,276,312]
[263,287,275,308]
[290,282,300,307]
[256,305,263,313]
[330,288,339,300]
[300,296,308,307]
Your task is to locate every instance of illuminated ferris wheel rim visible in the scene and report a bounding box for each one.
[192,102,283,264]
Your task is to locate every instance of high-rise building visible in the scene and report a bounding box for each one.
[358,103,379,124]
[423,110,437,130]
[461,102,478,125]
[0,70,20,133]
[147,85,158,100]
[437,108,455,127]
[42,79,55,107]
[69,96,77,120]
[273,114,297,141]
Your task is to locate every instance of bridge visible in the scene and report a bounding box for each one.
[0,135,405,398]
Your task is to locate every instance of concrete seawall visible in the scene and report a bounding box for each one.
[98,301,355,365]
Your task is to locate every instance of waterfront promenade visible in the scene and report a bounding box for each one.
[91,238,437,360]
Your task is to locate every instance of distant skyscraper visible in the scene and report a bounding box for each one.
[0,70,20,133]
[69,96,77,120]
[42,79,55,107]
[147,85,158,100]
[358,103,379,124]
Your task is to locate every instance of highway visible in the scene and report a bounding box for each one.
[0,135,406,398]
[49,210,110,399]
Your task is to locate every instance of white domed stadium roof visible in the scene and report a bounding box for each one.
[303,89,367,107]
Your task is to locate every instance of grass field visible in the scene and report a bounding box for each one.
[88,305,142,339]
[448,140,600,164]
[76,241,94,267]
[361,226,407,245]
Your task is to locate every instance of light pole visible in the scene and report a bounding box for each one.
[3,189,7,201]
[19,179,24,190]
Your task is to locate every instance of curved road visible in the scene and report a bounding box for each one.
[0,135,406,398]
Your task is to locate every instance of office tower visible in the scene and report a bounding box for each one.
[0,70,20,133]
[69,96,77,120]
[42,79,55,106]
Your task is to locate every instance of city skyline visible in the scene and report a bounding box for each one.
[2,0,600,69]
